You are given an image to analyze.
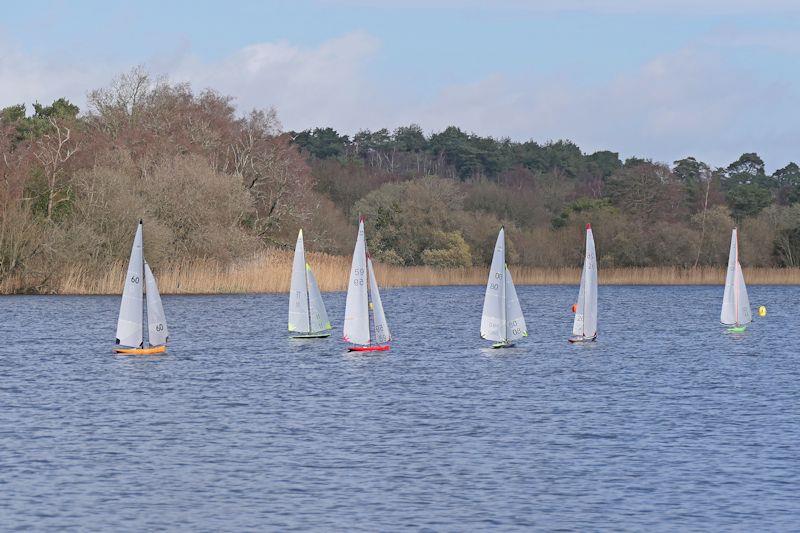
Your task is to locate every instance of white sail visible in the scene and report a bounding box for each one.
[573,267,586,336]
[504,266,527,341]
[481,228,507,342]
[734,262,752,325]
[343,219,370,345]
[721,230,737,324]
[367,258,391,344]
[288,230,311,333]
[573,225,598,338]
[115,221,144,347]
[721,228,751,325]
[144,262,168,346]
[306,266,332,333]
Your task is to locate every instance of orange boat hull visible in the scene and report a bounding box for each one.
[113,345,167,355]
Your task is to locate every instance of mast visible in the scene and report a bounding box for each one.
[365,229,374,345]
[303,245,312,333]
[501,227,507,343]
[581,225,589,337]
[141,219,145,339]
[734,228,739,326]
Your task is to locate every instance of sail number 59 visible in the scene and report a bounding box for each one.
[353,267,365,286]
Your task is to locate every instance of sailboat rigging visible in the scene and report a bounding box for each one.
[721,227,752,333]
[114,220,169,354]
[343,217,391,352]
[288,229,332,338]
[569,223,598,343]
[480,227,527,348]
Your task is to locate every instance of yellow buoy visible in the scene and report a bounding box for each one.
[758,305,767,317]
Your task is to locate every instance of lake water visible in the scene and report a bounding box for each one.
[1,285,799,531]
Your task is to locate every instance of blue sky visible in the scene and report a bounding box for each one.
[2,0,800,169]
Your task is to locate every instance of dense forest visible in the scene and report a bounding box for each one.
[3,68,800,291]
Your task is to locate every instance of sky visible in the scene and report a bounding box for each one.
[2,0,800,169]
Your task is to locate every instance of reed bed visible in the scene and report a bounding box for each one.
[4,251,800,295]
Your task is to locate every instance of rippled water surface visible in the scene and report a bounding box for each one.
[2,285,799,531]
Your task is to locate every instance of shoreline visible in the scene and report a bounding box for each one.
[3,281,798,297]
[3,251,800,295]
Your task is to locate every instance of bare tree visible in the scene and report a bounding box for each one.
[229,110,312,243]
[693,167,713,268]
[86,66,152,136]
[33,117,80,221]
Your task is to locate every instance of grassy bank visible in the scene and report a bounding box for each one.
[3,250,800,295]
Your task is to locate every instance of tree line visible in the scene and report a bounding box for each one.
[2,68,800,292]
[294,125,800,268]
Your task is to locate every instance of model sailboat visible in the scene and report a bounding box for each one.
[481,227,527,348]
[114,220,169,354]
[343,217,391,352]
[721,227,751,332]
[288,230,332,338]
[569,223,598,343]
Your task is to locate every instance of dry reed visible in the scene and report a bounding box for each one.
[0,250,793,295]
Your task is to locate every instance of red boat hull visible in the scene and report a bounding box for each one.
[347,345,391,352]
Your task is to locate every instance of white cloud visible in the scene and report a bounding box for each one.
[165,31,385,133]
[411,47,800,168]
[0,30,385,133]
[1,29,798,169]
[0,36,109,111]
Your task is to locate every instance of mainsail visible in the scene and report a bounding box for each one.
[343,219,371,344]
[721,228,752,326]
[481,228,507,342]
[572,224,598,338]
[115,221,144,348]
[288,230,311,333]
[144,262,168,346]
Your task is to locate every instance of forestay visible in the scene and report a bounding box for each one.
[144,262,169,346]
[573,225,598,338]
[343,219,371,345]
[115,221,144,348]
[368,258,391,343]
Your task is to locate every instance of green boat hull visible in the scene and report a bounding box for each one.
[491,342,515,349]
[291,332,332,339]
